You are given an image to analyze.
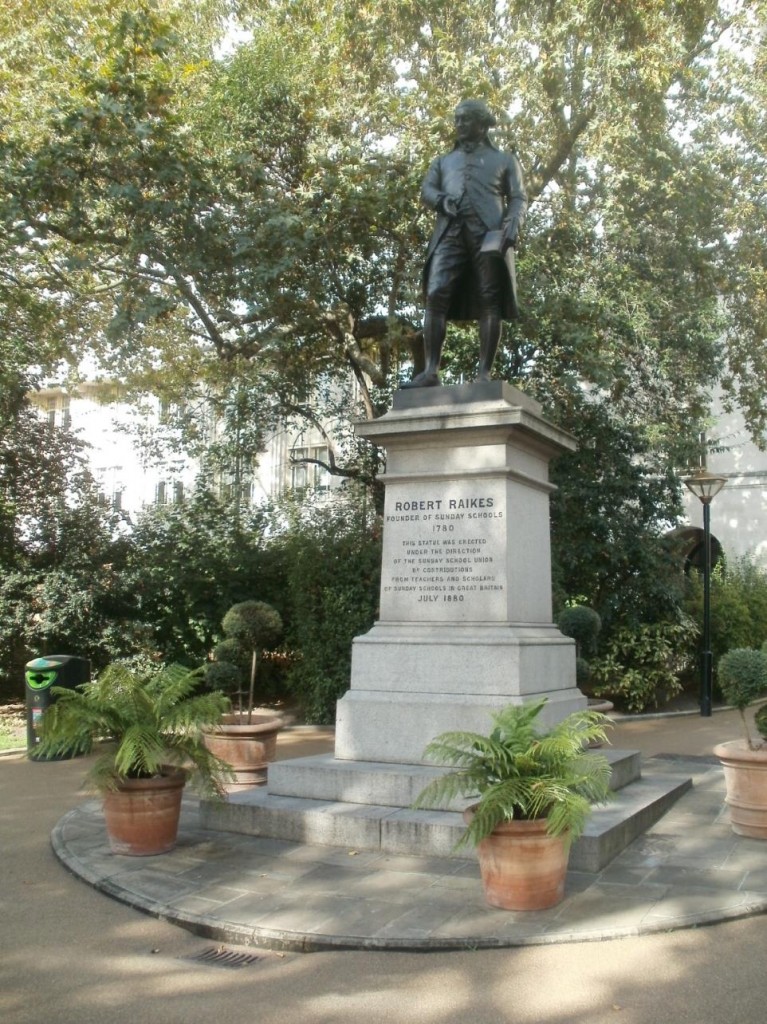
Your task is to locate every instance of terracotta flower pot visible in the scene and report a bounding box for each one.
[463,805,570,911]
[713,738,767,839]
[203,713,283,792]
[102,769,186,856]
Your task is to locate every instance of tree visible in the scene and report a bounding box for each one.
[272,488,381,722]
[119,480,272,665]
[3,1,767,656]
[3,2,749,436]
[0,370,130,693]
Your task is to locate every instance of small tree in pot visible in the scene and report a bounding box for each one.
[219,600,283,722]
[413,699,612,910]
[203,600,285,790]
[713,647,767,838]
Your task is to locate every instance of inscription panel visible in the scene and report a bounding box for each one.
[379,480,507,622]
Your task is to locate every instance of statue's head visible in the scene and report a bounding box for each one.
[454,99,496,146]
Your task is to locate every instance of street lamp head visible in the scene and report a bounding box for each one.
[683,469,727,505]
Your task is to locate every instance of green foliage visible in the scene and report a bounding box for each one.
[203,659,241,694]
[718,649,767,711]
[0,376,134,694]
[684,559,767,671]
[549,403,689,636]
[590,620,697,712]
[413,699,612,849]
[211,639,246,670]
[557,605,602,657]
[120,483,271,665]
[575,657,593,690]
[3,2,759,453]
[274,491,381,723]
[718,647,767,749]
[37,661,231,796]
[211,598,283,720]
[221,600,283,651]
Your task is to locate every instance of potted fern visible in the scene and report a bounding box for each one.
[713,647,767,838]
[413,699,612,910]
[37,662,231,855]
[203,600,285,791]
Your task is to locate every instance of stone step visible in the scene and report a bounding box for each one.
[266,749,642,810]
[199,766,691,873]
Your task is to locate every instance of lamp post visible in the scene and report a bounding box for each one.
[683,469,727,717]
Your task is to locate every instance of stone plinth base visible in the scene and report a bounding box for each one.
[335,689,585,765]
[267,750,642,808]
[337,620,583,762]
[200,753,693,873]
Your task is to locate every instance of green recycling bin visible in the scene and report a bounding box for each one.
[25,655,90,760]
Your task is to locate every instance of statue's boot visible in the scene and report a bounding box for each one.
[402,312,446,388]
[477,315,502,383]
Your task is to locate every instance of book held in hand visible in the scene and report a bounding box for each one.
[481,230,505,254]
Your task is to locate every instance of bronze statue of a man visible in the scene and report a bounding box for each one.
[404,99,527,388]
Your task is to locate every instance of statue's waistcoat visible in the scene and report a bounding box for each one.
[433,146,515,230]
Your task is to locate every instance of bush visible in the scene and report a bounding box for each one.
[557,605,602,657]
[684,558,767,673]
[590,620,697,712]
[270,491,381,723]
[575,656,593,689]
[717,648,767,710]
[204,660,241,693]
[121,486,271,667]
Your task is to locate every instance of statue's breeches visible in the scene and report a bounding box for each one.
[425,216,505,317]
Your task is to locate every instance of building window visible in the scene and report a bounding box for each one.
[156,481,168,505]
[219,477,253,505]
[290,446,330,492]
[44,395,72,429]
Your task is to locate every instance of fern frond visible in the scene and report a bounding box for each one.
[37,660,229,795]
[413,699,613,850]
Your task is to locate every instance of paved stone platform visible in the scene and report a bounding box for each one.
[51,755,767,952]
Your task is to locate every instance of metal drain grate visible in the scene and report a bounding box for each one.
[181,946,263,970]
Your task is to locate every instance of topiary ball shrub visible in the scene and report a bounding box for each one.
[222,601,283,651]
[557,605,602,657]
[212,639,248,672]
[718,648,767,710]
[204,660,241,694]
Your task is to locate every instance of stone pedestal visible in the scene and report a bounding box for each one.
[335,381,585,764]
[201,384,692,867]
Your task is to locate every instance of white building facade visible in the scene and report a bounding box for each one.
[681,398,767,568]
[29,383,335,521]
[31,381,767,567]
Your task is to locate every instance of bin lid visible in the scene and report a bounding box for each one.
[26,656,67,670]
[25,655,87,670]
